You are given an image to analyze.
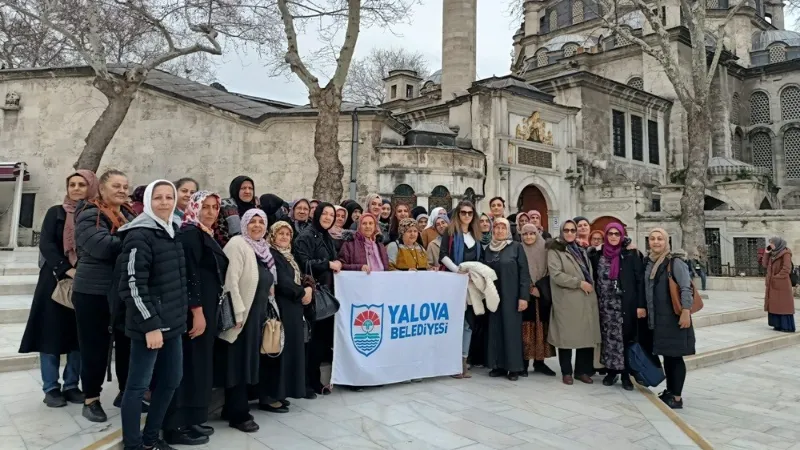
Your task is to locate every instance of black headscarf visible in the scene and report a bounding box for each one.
[411,206,427,220]
[311,201,337,258]
[344,201,363,229]
[260,193,286,226]
[229,176,256,216]
[380,198,392,224]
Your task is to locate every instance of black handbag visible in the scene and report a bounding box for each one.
[305,261,340,321]
[214,254,236,334]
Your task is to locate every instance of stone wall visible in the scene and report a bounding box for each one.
[0,74,384,238]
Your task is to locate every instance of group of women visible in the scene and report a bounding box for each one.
[25,174,783,449]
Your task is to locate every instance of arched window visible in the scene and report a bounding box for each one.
[749,91,771,125]
[768,43,787,63]
[563,43,579,57]
[627,77,644,90]
[536,49,549,67]
[781,86,800,121]
[429,185,452,211]
[731,92,740,125]
[732,130,743,160]
[463,188,476,204]
[784,128,800,180]
[393,184,417,207]
[572,1,584,23]
[549,10,557,31]
[751,132,774,175]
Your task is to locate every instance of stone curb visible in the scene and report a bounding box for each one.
[635,383,714,450]
[692,307,764,328]
[685,332,800,371]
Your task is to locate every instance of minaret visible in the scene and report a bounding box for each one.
[441,0,477,101]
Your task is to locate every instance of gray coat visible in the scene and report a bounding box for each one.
[644,253,696,357]
[546,240,602,349]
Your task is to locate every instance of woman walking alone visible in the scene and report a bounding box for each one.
[20,170,97,407]
[117,180,187,450]
[588,223,645,391]
[644,228,696,409]
[162,191,228,445]
[761,237,796,332]
[73,169,136,422]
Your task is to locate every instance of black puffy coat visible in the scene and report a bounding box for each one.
[117,215,188,341]
[73,201,136,295]
[294,221,337,289]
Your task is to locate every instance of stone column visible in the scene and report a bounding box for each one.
[441,0,477,102]
[773,133,785,185]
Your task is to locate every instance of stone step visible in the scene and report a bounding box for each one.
[0,263,39,276]
[0,295,34,324]
[0,276,37,296]
[692,306,765,328]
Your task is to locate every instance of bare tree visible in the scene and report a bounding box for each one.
[0,0,266,171]
[272,0,419,203]
[0,6,76,68]
[343,47,429,105]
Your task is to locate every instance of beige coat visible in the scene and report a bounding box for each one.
[546,239,601,349]
[218,236,260,344]
[426,237,441,267]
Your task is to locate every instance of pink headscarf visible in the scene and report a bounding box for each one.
[602,222,626,280]
[528,210,544,231]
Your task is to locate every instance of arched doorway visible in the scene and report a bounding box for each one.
[591,216,627,233]
[517,185,549,231]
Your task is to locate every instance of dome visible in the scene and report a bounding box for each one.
[540,34,598,51]
[420,69,442,87]
[707,156,769,177]
[752,30,800,51]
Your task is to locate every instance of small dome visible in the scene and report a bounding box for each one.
[420,69,442,87]
[752,30,800,51]
[707,156,769,177]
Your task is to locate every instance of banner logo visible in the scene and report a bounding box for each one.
[351,304,384,357]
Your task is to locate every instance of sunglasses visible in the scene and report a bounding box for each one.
[607,231,621,237]
[563,229,577,234]
[460,210,474,216]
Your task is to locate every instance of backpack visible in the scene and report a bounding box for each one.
[626,343,665,388]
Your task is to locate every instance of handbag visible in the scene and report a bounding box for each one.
[51,278,74,309]
[214,255,236,334]
[626,342,665,388]
[667,259,704,315]
[305,261,340,321]
[261,296,284,356]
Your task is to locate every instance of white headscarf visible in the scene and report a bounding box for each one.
[425,207,445,229]
[144,179,177,238]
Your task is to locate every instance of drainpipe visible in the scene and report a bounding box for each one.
[349,107,361,201]
[8,162,26,248]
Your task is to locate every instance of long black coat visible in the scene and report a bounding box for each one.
[588,247,646,343]
[164,225,227,429]
[19,205,79,355]
[261,249,308,401]
[294,225,336,289]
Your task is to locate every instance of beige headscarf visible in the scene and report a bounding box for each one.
[269,221,302,285]
[520,224,547,283]
[648,227,671,280]
[489,217,512,252]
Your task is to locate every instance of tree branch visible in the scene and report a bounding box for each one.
[330,0,360,88]
[141,24,222,70]
[704,0,748,89]
[276,0,320,92]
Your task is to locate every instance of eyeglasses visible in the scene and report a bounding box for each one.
[563,229,577,234]
[460,210,474,216]
[607,231,621,237]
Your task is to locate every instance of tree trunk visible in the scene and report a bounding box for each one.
[310,83,346,203]
[678,106,711,260]
[73,77,138,171]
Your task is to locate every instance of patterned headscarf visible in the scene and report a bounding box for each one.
[269,221,301,285]
[602,222,626,280]
[561,220,592,283]
[181,190,220,236]
[397,218,417,241]
[63,170,99,266]
[241,208,276,282]
[489,217,512,252]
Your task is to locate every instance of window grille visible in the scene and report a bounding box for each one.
[751,132,774,175]
[784,128,800,180]
[631,115,644,161]
[731,92,740,125]
[536,50,549,67]
[550,10,557,31]
[769,44,787,64]
[732,131,742,160]
[563,44,579,57]
[429,186,452,211]
[572,1,584,23]
[780,86,800,121]
[627,77,644,90]
[749,92,771,125]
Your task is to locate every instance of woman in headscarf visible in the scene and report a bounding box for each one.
[217,209,276,432]
[761,237,796,332]
[116,180,187,450]
[388,200,412,243]
[426,214,450,267]
[589,230,605,249]
[259,193,288,226]
[162,191,228,445]
[294,203,340,397]
[309,199,319,217]
[478,213,492,249]
[219,176,257,241]
[338,213,389,274]
[587,223,645,391]
[344,201,363,230]
[330,205,349,251]
[519,224,556,377]
[173,177,199,226]
[130,185,147,215]
[260,221,314,411]
[546,220,601,385]
[355,194,389,244]
[416,213,429,233]
[573,216,591,248]
[380,199,392,226]
[484,218,530,381]
[528,210,551,240]
[422,206,446,248]
[644,228,695,409]
[72,169,136,422]
[20,170,97,408]
[387,218,429,271]
[290,199,312,238]
[514,212,530,242]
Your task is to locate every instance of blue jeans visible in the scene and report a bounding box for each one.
[40,351,81,393]
[122,336,183,450]
[462,319,472,358]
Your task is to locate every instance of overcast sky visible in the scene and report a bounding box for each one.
[211,2,799,106]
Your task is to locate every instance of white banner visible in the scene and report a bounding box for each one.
[332,271,468,386]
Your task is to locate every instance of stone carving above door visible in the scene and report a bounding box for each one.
[1,91,21,111]
[514,111,554,145]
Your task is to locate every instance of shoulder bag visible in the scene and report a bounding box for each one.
[261,296,284,356]
[667,259,704,315]
[214,253,236,334]
[305,261,340,321]
[51,277,74,309]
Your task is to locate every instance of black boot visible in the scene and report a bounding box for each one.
[521,360,529,377]
[602,373,618,386]
[532,361,556,376]
[164,427,209,446]
[621,374,634,391]
[188,424,214,437]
